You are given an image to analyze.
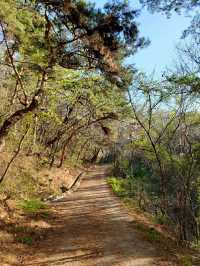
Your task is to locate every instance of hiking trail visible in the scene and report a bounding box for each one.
[23,165,174,266]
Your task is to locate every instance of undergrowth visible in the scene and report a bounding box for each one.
[107,176,134,198]
[16,235,33,245]
[107,176,197,266]
[19,198,48,215]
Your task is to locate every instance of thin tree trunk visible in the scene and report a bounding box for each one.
[0,125,30,184]
[0,72,47,145]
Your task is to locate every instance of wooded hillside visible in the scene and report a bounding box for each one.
[1,1,200,264]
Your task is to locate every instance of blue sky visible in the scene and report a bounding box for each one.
[94,0,192,77]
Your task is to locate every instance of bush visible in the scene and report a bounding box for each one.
[107,177,132,197]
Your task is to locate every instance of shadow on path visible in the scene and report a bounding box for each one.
[23,165,160,266]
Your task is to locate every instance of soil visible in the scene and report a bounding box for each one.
[20,165,177,266]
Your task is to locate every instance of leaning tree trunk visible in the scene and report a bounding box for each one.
[0,74,47,151]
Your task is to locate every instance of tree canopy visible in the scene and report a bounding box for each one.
[2,0,200,252]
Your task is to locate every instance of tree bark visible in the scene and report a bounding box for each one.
[0,72,47,146]
[0,125,30,184]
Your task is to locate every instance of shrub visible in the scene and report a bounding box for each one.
[107,177,131,197]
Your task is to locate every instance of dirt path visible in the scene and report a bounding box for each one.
[23,165,173,266]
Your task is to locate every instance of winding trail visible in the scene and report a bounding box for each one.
[23,165,171,266]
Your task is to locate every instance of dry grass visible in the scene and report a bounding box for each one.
[0,152,83,200]
[0,152,85,265]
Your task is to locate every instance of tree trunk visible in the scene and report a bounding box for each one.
[0,72,47,147]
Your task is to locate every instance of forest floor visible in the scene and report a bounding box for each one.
[16,165,183,266]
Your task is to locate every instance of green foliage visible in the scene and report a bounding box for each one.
[153,213,170,225]
[145,228,162,242]
[0,169,38,199]
[109,73,200,245]
[179,256,193,266]
[19,198,48,214]
[0,0,200,254]
[16,235,33,245]
[134,223,163,243]
[167,74,200,94]
[107,177,128,197]
[140,0,200,14]
[113,151,158,197]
